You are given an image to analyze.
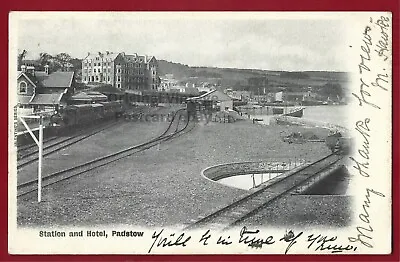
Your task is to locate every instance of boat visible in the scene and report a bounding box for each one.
[270,106,304,117]
[283,107,304,118]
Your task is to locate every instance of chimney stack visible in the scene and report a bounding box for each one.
[21,65,26,73]
[27,65,35,76]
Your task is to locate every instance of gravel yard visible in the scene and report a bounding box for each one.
[238,194,353,229]
[17,119,334,227]
[17,106,178,184]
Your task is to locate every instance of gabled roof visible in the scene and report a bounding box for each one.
[41,71,74,88]
[17,72,37,88]
[18,70,74,89]
[83,52,121,61]
[18,95,34,105]
[29,93,64,105]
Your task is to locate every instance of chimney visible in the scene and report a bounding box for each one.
[87,52,90,56]
[27,65,35,76]
[44,65,49,75]
[21,65,26,73]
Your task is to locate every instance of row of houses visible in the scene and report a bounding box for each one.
[224,89,327,104]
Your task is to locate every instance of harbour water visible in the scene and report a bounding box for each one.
[219,173,282,190]
[217,105,351,190]
[245,105,350,128]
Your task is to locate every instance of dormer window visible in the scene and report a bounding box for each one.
[19,81,27,94]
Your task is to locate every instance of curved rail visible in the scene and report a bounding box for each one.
[17,108,193,198]
[185,153,342,231]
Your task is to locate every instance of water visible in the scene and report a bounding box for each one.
[245,105,350,128]
[219,173,282,190]
[220,105,351,190]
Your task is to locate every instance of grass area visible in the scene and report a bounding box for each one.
[17,119,334,227]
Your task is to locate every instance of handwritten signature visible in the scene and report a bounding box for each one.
[348,188,385,248]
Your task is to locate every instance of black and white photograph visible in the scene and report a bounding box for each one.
[8,12,392,254]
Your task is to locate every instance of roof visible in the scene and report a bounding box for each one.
[86,92,108,99]
[18,95,33,105]
[40,71,74,88]
[21,60,41,66]
[188,90,233,102]
[29,93,64,105]
[89,84,124,95]
[125,54,147,63]
[183,87,200,96]
[83,52,121,61]
[70,92,92,101]
[70,91,108,101]
[17,72,37,87]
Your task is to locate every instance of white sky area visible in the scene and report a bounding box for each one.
[15,13,350,71]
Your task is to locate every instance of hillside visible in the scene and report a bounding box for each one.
[157,60,351,94]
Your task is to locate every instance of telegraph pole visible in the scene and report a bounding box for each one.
[19,115,44,202]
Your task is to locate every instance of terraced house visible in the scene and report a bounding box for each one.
[81,52,159,91]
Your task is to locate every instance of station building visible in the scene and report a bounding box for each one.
[17,65,75,114]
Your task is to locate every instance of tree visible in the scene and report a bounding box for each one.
[54,53,72,70]
[69,58,82,70]
[39,52,53,66]
[17,49,27,70]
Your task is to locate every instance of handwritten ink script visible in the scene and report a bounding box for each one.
[352,15,390,110]
[348,14,391,250]
[148,227,358,254]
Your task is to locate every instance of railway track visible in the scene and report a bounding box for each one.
[185,153,342,231]
[17,120,121,169]
[17,108,193,198]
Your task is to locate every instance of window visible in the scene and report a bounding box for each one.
[84,77,87,82]
[117,84,121,88]
[104,68,106,73]
[108,76,110,81]
[94,69,97,73]
[96,76,99,81]
[108,68,111,73]
[19,81,27,94]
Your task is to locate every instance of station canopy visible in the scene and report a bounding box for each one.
[187,89,233,102]
[70,91,108,102]
[88,84,125,95]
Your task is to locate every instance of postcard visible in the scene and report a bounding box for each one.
[8,11,392,254]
